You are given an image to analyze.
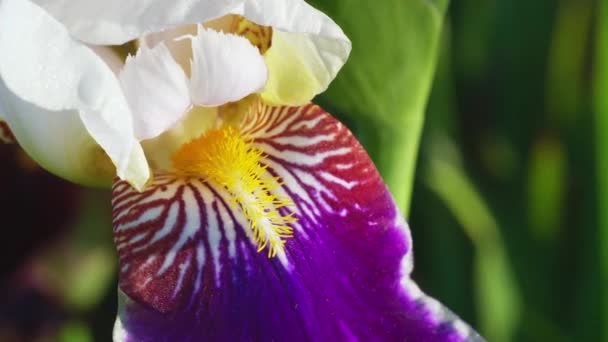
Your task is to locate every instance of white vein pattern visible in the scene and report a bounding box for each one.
[111,104,371,312]
[112,103,481,341]
[240,104,368,233]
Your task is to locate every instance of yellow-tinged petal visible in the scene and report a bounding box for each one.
[141,106,218,173]
[261,31,327,106]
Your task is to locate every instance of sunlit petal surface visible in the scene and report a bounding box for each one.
[112,103,482,341]
[0,0,149,189]
[34,0,350,106]
[120,43,190,141]
[140,25,197,76]
[261,30,335,106]
[190,27,267,107]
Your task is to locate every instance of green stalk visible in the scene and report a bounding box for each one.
[424,155,520,342]
[594,2,608,340]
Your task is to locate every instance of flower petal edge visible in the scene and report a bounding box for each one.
[0,0,149,189]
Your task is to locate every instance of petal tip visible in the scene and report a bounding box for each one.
[190,28,268,107]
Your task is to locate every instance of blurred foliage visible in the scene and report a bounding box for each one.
[594,1,608,341]
[0,146,116,341]
[424,138,520,342]
[0,0,605,341]
[58,321,92,342]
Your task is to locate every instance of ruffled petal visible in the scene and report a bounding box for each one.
[119,43,191,141]
[0,0,149,189]
[139,25,198,76]
[189,27,267,107]
[111,103,483,341]
[34,0,350,104]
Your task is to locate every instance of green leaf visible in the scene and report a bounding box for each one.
[309,0,448,215]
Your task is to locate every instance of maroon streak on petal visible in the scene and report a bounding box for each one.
[112,103,484,342]
[0,121,16,144]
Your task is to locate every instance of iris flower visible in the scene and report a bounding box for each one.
[0,0,484,340]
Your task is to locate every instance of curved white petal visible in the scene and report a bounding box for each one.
[139,25,197,76]
[0,0,149,190]
[34,0,351,103]
[120,43,191,140]
[190,28,267,107]
[138,17,245,77]
[0,82,114,185]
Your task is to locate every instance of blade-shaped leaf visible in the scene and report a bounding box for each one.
[307,0,448,215]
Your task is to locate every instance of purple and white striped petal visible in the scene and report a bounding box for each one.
[112,104,483,341]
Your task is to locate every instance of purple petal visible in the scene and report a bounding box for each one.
[112,103,484,341]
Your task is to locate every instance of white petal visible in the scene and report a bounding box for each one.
[139,25,197,76]
[120,43,191,140]
[0,0,149,190]
[34,0,345,45]
[34,0,350,102]
[190,28,267,107]
[0,82,114,185]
